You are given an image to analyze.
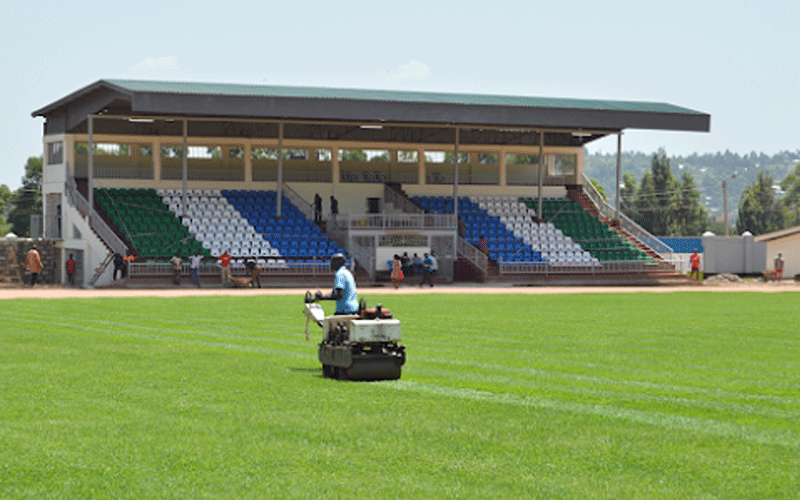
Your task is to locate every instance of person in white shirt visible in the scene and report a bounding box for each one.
[189,251,204,288]
[429,251,439,276]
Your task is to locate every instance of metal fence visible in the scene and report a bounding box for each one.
[330,212,456,231]
[64,173,128,256]
[498,257,680,275]
[129,260,335,278]
[283,184,314,220]
[457,236,487,277]
[384,184,424,214]
[581,174,674,259]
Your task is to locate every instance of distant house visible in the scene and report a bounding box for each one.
[754,225,800,279]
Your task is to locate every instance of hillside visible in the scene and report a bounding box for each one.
[584,150,800,221]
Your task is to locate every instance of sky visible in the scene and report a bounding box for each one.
[1,0,798,190]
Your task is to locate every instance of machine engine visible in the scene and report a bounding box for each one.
[304,298,406,381]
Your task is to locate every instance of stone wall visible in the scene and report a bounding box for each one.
[0,238,58,284]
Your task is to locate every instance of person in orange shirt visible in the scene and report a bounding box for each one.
[65,253,76,286]
[218,249,232,286]
[774,253,784,281]
[690,249,701,281]
[124,253,135,278]
[25,245,43,286]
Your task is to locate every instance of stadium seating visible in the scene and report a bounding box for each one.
[412,195,552,265]
[522,197,651,262]
[95,188,344,265]
[94,188,207,259]
[219,190,344,263]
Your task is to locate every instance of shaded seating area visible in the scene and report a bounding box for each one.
[221,190,344,267]
[413,195,546,264]
[95,188,346,272]
[95,188,207,259]
[161,188,273,265]
[473,195,595,266]
[527,197,651,262]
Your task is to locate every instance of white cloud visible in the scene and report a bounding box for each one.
[129,56,180,73]
[386,60,431,82]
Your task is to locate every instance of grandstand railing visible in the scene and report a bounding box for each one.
[384,184,424,214]
[498,257,681,275]
[348,236,376,280]
[65,173,128,256]
[457,236,487,276]
[330,213,456,231]
[129,260,336,278]
[283,184,314,221]
[581,173,674,259]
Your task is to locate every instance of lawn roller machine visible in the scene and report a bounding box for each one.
[303,291,406,381]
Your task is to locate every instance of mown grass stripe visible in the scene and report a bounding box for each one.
[386,380,800,449]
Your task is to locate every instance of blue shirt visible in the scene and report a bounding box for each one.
[334,266,359,314]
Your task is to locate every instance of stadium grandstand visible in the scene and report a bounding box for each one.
[32,80,709,287]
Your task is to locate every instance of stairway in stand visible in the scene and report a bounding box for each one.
[385,182,416,208]
[567,186,661,261]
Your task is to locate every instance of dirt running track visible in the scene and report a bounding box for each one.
[0,281,797,300]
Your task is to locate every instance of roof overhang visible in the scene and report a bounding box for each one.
[32,79,710,147]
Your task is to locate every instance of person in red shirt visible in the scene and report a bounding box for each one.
[690,249,701,281]
[65,253,76,286]
[218,250,232,286]
[478,235,489,256]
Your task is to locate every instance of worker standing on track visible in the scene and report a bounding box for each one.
[690,249,701,281]
[217,249,232,286]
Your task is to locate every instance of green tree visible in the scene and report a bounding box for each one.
[735,171,784,235]
[588,178,607,201]
[8,157,43,237]
[780,164,800,226]
[0,184,12,235]
[649,148,681,235]
[676,172,709,236]
[620,172,637,219]
[633,171,656,233]
[339,149,367,161]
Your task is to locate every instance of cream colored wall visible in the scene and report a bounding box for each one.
[59,132,583,211]
[766,232,800,279]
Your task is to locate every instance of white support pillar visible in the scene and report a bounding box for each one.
[181,119,188,217]
[87,115,94,212]
[153,138,162,181]
[453,128,460,210]
[331,147,340,191]
[276,121,284,219]
[244,143,252,183]
[418,148,426,185]
[537,131,544,219]
[498,150,507,187]
[615,132,622,222]
[453,127,460,252]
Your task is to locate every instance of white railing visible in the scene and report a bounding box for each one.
[65,174,128,255]
[348,237,376,280]
[581,173,674,258]
[129,260,336,278]
[330,212,456,231]
[283,184,314,220]
[384,184,424,214]
[498,257,680,275]
[457,236,487,276]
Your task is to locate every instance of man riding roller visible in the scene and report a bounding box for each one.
[307,253,359,315]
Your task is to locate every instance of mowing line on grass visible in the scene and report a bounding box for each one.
[0,310,309,361]
[413,363,800,422]
[385,380,800,449]
[408,354,800,406]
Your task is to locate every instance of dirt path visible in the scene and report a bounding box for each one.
[0,281,797,300]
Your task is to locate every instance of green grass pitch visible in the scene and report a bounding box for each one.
[1,291,798,499]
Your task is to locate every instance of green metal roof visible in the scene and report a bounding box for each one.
[104,79,705,116]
